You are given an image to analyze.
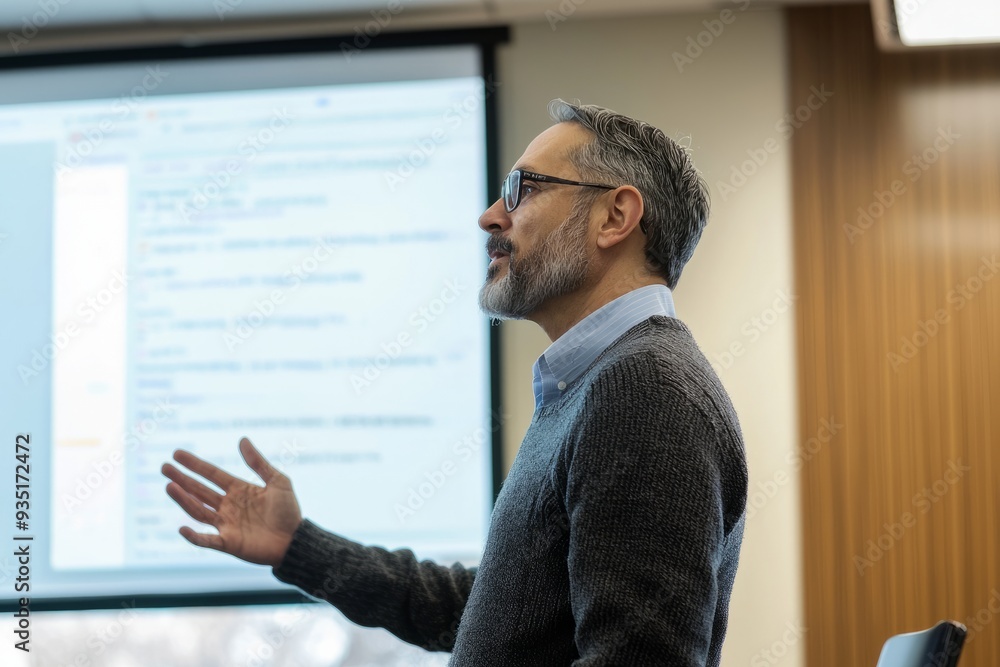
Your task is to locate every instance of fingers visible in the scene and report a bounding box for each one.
[239,437,281,485]
[165,481,219,528]
[172,448,240,492]
[178,526,225,552]
[161,463,224,509]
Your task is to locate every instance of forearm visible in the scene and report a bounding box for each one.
[272,519,475,651]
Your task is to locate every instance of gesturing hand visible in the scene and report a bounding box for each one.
[162,437,303,568]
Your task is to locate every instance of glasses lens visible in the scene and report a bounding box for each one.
[503,170,520,212]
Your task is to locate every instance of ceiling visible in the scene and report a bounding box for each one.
[0,0,864,30]
[0,0,866,55]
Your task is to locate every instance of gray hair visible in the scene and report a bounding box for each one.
[548,99,710,290]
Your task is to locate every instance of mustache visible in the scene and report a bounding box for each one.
[486,235,514,257]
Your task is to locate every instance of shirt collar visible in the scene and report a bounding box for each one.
[530,284,676,410]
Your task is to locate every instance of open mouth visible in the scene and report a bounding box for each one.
[486,238,511,266]
[488,250,509,265]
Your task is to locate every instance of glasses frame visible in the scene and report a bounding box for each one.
[502,169,617,211]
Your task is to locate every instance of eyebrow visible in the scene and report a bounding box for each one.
[513,164,537,173]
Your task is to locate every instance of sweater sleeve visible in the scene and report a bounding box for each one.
[271,519,477,652]
[563,356,738,666]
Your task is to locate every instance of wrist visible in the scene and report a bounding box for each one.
[271,520,302,568]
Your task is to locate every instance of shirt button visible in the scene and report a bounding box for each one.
[557,381,567,390]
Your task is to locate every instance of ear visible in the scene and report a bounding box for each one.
[595,186,645,250]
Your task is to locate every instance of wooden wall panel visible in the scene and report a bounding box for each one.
[788,6,1000,666]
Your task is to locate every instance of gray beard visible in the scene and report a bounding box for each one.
[478,208,591,321]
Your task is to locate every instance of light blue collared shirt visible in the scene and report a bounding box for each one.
[531,284,676,410]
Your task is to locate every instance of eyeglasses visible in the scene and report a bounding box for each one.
[501,169,618,213]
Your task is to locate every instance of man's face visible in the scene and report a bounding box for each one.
[478,123,598,320]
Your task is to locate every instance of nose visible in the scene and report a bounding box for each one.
[478,198,511,235]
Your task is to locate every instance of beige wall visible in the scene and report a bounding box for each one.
[496,11,802,666]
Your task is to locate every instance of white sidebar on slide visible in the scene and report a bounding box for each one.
[50,164,129,570]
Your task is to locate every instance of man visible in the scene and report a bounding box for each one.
[163,99,748,666]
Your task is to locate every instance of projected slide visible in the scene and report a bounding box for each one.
[0,46,493,602]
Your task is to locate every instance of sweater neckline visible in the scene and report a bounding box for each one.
[530,315,688,420]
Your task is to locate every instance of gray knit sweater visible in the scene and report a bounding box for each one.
[273,315,748,665]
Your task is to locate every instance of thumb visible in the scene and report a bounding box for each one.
[239,437,281,485]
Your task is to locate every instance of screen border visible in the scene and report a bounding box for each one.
[0,24,509,613]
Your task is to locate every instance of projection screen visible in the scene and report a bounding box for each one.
[0,31,504,610]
